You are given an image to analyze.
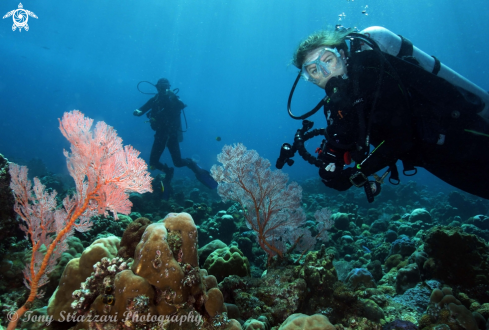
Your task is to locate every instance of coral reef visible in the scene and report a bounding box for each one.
[3,156,489,330]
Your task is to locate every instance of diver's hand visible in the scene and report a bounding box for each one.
[133,109,143,117]
[320,167,354,191]
[369,181,381,197]
[325,163,336,172]
[322,177,352,191]
[319,161,343,181]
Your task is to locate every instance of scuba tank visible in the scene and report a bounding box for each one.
[361,26,489,121]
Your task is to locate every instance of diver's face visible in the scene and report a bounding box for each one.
[303,48,347,89]
[157,83,170,93]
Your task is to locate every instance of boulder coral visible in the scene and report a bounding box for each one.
[117,217,152,259]
[47,213,240,330]
[47,236,121,321]
[203,246,251,283]
[278,313,336,330]
[396,264,421,294]
[345,268,376,291]
[423,226,489,287]
[409,209,432,223]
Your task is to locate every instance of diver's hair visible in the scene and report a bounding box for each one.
[292,29,352,69]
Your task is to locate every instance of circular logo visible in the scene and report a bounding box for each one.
[3,4,38,32]
[7,311,19,322]
[14,10,27,23]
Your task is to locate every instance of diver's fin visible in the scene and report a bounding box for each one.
[195,166,218,189]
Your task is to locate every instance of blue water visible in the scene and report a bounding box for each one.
[1,0,488,193]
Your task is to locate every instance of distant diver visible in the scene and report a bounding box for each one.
[277,26,489,202]
[134,78,217,199]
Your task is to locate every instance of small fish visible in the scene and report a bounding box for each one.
[362,245,371,253]
[216,136,222,141]
[41,46,50,50]
[160,181,165,193]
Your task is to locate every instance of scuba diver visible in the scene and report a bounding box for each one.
[134,78,217,199]
[278,26,489,202]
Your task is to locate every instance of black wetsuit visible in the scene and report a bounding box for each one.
[139,90,196,174]
[319,50,489,200]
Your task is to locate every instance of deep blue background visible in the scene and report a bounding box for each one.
[1,0,488,194]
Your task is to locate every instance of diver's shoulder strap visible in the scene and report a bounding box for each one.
[397,35,414,58]
[431,56,441,75]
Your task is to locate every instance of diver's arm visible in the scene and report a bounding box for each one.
[318,122,358,191]
[321,135,413,191]
[136,96,155,116]
[357,139,412,176]
[350,53,415,176]
[318,143,352,191]
[320,79,414,190]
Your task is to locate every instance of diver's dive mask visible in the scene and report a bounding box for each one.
[301,47,343,84]
[288,32,382,120]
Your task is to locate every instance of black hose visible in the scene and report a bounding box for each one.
[287,71,327,120]
[137,81,157,95]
